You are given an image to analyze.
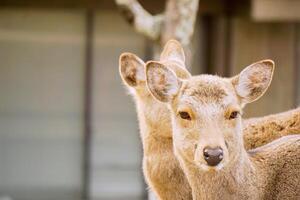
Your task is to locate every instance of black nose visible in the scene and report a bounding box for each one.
[203,147,223,166]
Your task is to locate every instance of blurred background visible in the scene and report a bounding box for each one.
[0,0,299,200]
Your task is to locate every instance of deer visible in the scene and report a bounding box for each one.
[145,54,300,199]
[119,40,193,200]
[119,40,300,200]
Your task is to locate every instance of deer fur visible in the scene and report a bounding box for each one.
[119,40,193,200]
[146,55,300,200]
[119,40,300,200]
[243,107,300,149]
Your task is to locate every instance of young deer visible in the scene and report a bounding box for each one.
[120,40,300,200]
[119,40,193,200]
[146,58,300,199]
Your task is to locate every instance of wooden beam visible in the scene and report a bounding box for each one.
[204,16,232,76]
[82,8,94,200]
[252,0,300,21]
[0,0,249,15]
[296,24,300,105]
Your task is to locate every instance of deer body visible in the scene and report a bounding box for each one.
[146,51,300,200]
[243,108,300,149]
[182,135,300,200]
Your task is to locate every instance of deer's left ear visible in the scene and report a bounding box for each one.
[232,60,274,105]
[146,61,182,103]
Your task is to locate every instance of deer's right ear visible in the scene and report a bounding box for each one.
[146,61,182,103]
[160,39,185,66]
[119,53,145,87]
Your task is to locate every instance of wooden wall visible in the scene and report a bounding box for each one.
[198,15,299,118]
[0,9,84,200]
[0,1,299,200]
[90,11,146,200]
[297,25,300,105]
[230,19,298,117]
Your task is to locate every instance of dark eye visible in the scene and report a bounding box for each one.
[179,111,191,120]
[229,111,239,120]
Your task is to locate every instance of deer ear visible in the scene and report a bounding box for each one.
[160,40,185,66]
[119,53,145,87]
[146,61,182,103]
[232,60,274,105]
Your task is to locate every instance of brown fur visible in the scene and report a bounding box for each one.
[183,135,300,200]
[121,40,300,200]
[243,107,300,149]
[135,90,192,200]
[146,56,300,200]
[249,135,300,199]
[119,42,193,200]
[182,76,227,103]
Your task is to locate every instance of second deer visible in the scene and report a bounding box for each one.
[146,55,300,199]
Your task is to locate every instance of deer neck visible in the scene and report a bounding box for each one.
[134,94,173,155]
[183,149,256,200]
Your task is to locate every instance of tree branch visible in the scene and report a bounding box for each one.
[162,0,200,46]
[116,0,164,40]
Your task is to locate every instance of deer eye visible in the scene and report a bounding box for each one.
[179,111,191,120]
[229,111,239,120]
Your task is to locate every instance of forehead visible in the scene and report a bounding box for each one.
[179,75,237,107]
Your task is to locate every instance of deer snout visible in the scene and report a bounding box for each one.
[203,147,223,166]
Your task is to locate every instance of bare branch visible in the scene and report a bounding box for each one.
[116,0,164,40]
[162,0,200,46]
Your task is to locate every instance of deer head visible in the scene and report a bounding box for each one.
[119,40,191,137]
[146,58,274,171]
[119,40,190,95]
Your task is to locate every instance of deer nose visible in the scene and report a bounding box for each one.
[203,147,223,166]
